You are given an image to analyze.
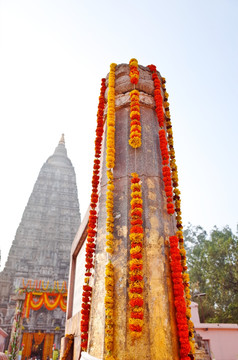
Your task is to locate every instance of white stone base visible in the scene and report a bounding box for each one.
[80,352,101,360]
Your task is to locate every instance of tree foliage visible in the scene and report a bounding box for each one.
[184,224,238,323]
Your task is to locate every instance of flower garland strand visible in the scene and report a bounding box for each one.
[129,58,139,84]
[80,78,106,351]
[105,63,117,254]
[129,90,141,148]
[169,236,191,360]
[162,77,195,356]
[62,334,74,360]
[128,172,144,337]
[129,59,141,148]
[104,262,115,360]
[104,62,117,360]
[147,65,174,215]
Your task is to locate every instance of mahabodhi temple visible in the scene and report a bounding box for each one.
[62,60,196,360]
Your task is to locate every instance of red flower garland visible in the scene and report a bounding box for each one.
[147,65,164,128]
[128,173,144,337]
[80,78,106,351]
[169,236,191,360]
[148,65,174,215]
[162,77,195,356]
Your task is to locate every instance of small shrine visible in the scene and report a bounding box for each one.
[7,279,67,360]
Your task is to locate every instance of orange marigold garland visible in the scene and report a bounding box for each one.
[162,77,195,357]
[129,89,141,148]
[169,235,191,360]
[80,78,106,351]
[147,64,174,215]
[104,63,117,360]
[129,58,139,84]
[129,172,144,337]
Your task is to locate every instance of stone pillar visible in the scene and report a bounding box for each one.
[8,293,25,360]
[87,64,180,359]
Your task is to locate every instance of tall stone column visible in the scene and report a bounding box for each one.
[87,64,180,359]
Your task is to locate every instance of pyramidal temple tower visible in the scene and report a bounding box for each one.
[0,135,81,352]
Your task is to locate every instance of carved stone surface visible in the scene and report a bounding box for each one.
[0,138,81,349]
[87,64,180,359]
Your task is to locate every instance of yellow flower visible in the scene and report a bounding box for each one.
[106,309,113,317]
[189,340,195,354]
[130,198,143,205]
[186,308,191,318]
[129,259,143,266]
[110,63,117,70]
[130,246,142,254]
[129,58,138,67]
[129,280,144,289]
[128,293,143,299]
[129,233,143,242]
[131,306,143,313]
[129,318,143,327]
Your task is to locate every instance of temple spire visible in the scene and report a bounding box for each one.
[59,133,65,145]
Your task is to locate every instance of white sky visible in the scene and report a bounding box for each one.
[0,0,237,269]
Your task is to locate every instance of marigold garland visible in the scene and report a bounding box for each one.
[106,63,117,170]
[128,59,141,148]
[80,78,106,351]
[106,63,117,254]
[129,172,144,337]
[104,262,115,360]
[147,65,174,215]
[129,89,141,148]
[129,58,139,85]
[23,292,67,318]
[147,65,164,128]
[62,334,74,360]
[169,236,191,360]
[104,63,117,360]
[162,77,195,357]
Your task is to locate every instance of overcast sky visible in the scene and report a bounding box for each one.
[0,0,237,269]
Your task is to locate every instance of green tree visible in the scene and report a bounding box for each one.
[184,224,238,323]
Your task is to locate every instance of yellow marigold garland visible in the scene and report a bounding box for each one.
[104,262,115,360]
[106,63,117,169]
[106,63,117,254]
[129,172,144,337]
[104,63,117,360]
[162,77,195,358]
[129,58,141,148]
